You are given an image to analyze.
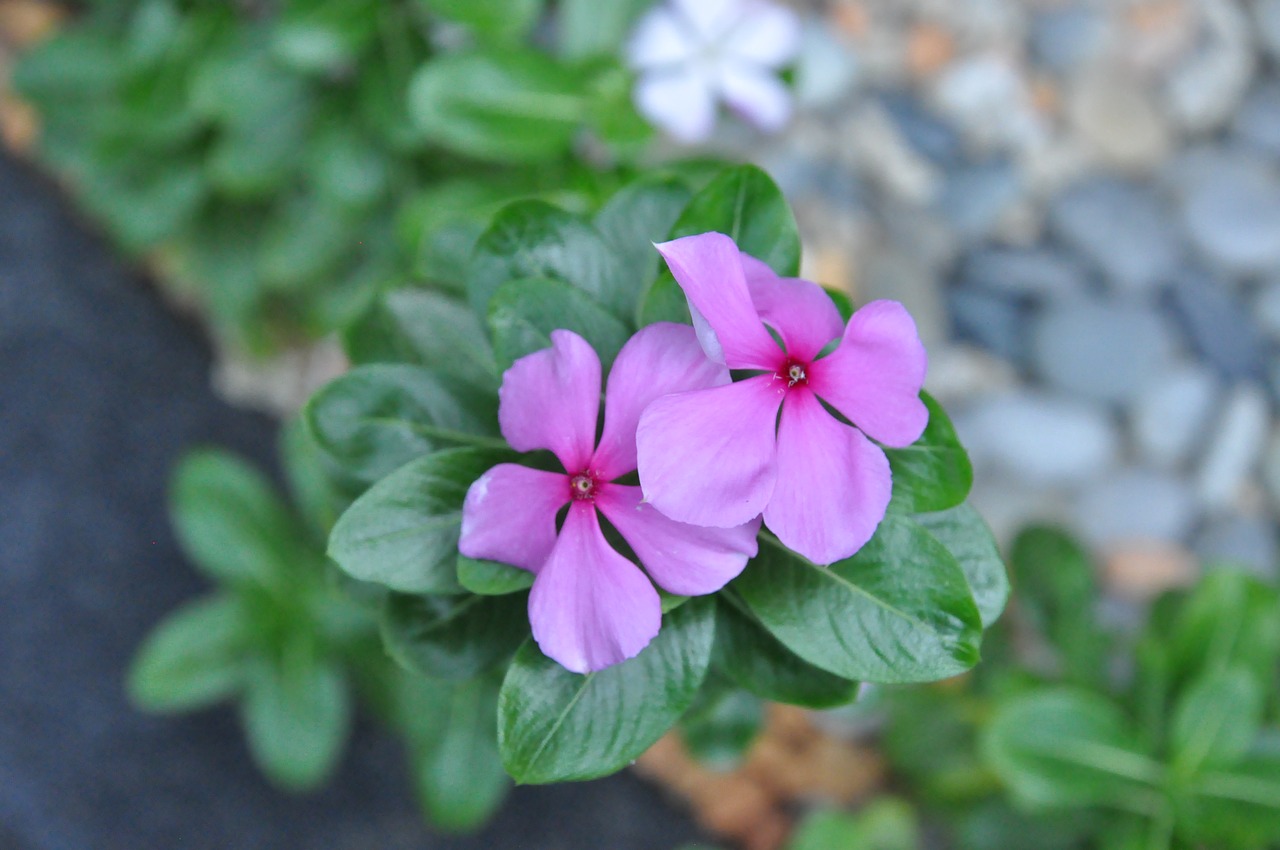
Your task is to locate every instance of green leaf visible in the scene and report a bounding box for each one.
[789,800,920,850]
[328,448,510,594]
[884,393,973,514]
[128,594,249,712]
[982,689,1161,810]
[278,416,347,540]
[381,592,529,679]
[273,0,379,73]
[400,673,510,831]
[558,0,652,59]
[915,504,1009,629]
[637,273,692,327]
[1167,569,1280,687]
[1169,667,1264,775]
[713,594,859,709]
[241,649,351,791]
[420,0,544,44]
[593,176,692,316]
[170,449,308,586]
[457,555,535,595]
[408,50,584,163]
[678,681,763,769]
[488,277,632,371]
[467,200,630,317]
[668,164,801,277]
[13,29,121,102]
[304,364,499,484]
[498,597,715,783]
[734,518,982,684]
[1184,752,1280,846]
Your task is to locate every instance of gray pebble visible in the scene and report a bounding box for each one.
[1232,78,1280,157]
[1256,0,1280,61]
[1030,5,1106,73]
[1195,383,1271,511]
[1253,278,1280,340]
[1182,162,1280,276]
[1131,363,1220,470]
[959,247,1087,300]
[947,284,1027,364]
[1195,515,1278,579]
[935,160,1022,239]
[1167,269,1267,380]
[1074,469,1198,546]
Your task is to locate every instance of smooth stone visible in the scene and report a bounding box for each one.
[946,284,1027,364]
[1182,164,1280,276]
[956,391,1120,487]
[1255,0,1280,60]
[1166,269,1266,380]
[1262,428,1280,510]
[1162,0,1254,132]
[1030,5,1107,73]
[1031,299,1179,403]
[932,54,1048,152]
[922,343,1018,405]
[1102,541,1198,602]
[1074,469,1198,545]
[1067,67,1173,171]
[1253,278,1280,340]
[879,91,963,167]
[840,103,941,205]
[879,202,959,273]
[1048,178,1181,293]
[860,249,947,349]
[1131,363,1220,469]
[935,159,1021,239]
[959,246,1087,301]
[1160,143,1275,200]
[1195,383,1271,511]
[965,471,1073,546]
[1194,515,1278,579]
[794,21,860,109]
[1232,78,1280,157]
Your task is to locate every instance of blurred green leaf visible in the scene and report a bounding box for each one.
[128,594,249,712]
[789,800,920,850]
[419,0,544,44]
[381,591,528,679]
[678,681,763,769]
[593,176,691,316]
[558,0,651,59]
[488,276,632,371]
[1169,666,1264,776]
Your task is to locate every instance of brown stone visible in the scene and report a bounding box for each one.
[0,1,66,48]
[1102,538,1198,601]
[906,22,955,79]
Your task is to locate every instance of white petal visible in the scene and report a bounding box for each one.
[634,68,718,143]
[672,0,742,41]
[627,7,700,70]
[716,61,792,132]
[725,0,801,68]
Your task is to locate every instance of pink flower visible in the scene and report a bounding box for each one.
[459,324,760,673]
[625,0,801,143]
[636,232,928,566]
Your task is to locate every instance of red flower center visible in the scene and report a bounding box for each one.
[780,358,808,388]
[569,473,597,501]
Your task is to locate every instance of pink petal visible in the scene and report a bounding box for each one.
[626,7,700,70]
[596,484,760,596]
[498,329,600,472]
[741,253,844,361]
[724,0,802,68]
[459,464,569,573]
[634,67,718,144]
[715,60,792,132]
[636,375,782,527]
[808,300,929,448]
[764,391,892,565]
[527,503,662,673]
[593,323,730,481]
[654,233,783,370]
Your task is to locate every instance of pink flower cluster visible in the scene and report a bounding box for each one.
[460,233,927,673]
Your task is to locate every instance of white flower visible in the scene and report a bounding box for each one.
[626,0,802,143]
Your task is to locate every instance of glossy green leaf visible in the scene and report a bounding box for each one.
[401,673,510,831]
[668,164,801,276]
[304,364,499,484]
[735,518,982,684]
[328,448,510,593]
[713,594,859,709]
[128,594,249,712]
[593,176,692,316]
[1169,666,1264,775]
[170,449,308,586]
[885,393,973,514]
[408,50,584,163]
[467,200,630,317]
[381,592,529,679]
[983,689,1161,810]
[488,277,632,371]
[498,597,715,783]
[678,681,763,769]
[457,555,536,595]
[420,0,543,44]
[916,504,1009,629]
[241,650,351,791]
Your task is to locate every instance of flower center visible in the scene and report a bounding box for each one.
[781,359,808,388]
[569,473,597,501]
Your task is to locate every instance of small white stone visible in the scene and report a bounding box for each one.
[1195,383,1271,511]
[923,344,1018,407]
[1162,0,1254,133]
[1131,363,1220,469]
[1067,66,1173,171]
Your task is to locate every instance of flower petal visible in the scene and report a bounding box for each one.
[655,233,783,369]
[593,322,730,481]
[626,6,700,70]
[528,503,662,673]
[498,329,600,472]
[634,67,718,144]
[808,300,929,448]
[459,464,569,572]
[741,253,844,361]
[637,374,782,527]
[724,0,802,67]
[715,59,792,132]
[596,484,759,596]
[672,0,741,40]
[764,391,892,565]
